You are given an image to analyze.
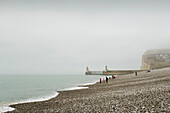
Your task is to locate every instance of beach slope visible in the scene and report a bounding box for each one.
[7,68,170,113]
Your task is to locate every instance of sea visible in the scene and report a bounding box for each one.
[0,74,103,113]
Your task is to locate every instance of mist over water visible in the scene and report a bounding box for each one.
[0,0,170,74]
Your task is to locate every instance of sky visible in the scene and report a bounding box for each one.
[0,0,170,74]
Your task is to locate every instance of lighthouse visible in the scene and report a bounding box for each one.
[105,66,108,72]
[86,66,89,72]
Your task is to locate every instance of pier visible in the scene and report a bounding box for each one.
[85,66,145,75]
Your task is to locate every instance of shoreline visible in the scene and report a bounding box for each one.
[6,68,170,112]
[1,79,99,113]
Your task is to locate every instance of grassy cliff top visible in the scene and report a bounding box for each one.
[144,49,170,55]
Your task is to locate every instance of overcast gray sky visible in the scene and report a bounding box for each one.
[0,0,170,74]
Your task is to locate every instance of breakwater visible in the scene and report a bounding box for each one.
[85,66,144,75]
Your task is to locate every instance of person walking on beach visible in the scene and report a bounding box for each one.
[112,75,115,79]
[106,77,108,83]
[135,72,138,76]
[100,78,102,84]
[103,78,105,83]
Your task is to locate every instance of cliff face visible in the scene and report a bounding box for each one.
[141,49,170,70]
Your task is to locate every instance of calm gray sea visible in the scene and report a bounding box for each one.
[0,74,102,112]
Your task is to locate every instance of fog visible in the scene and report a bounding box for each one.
[0,0,170,74]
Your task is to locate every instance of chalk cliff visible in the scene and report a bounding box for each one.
[141,49,170,70]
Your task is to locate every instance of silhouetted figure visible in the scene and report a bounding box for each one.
[147,70,150,73]
[106,77,108,83]
[135,72,137,76]
[100,78,102,84]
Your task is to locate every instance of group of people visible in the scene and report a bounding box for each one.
[100,75,116,84]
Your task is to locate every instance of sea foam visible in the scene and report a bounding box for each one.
[0,92,59,113]
[61,86,88,91]
[0,106,15,113]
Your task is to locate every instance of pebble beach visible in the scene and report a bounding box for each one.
[6,68,170,113]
